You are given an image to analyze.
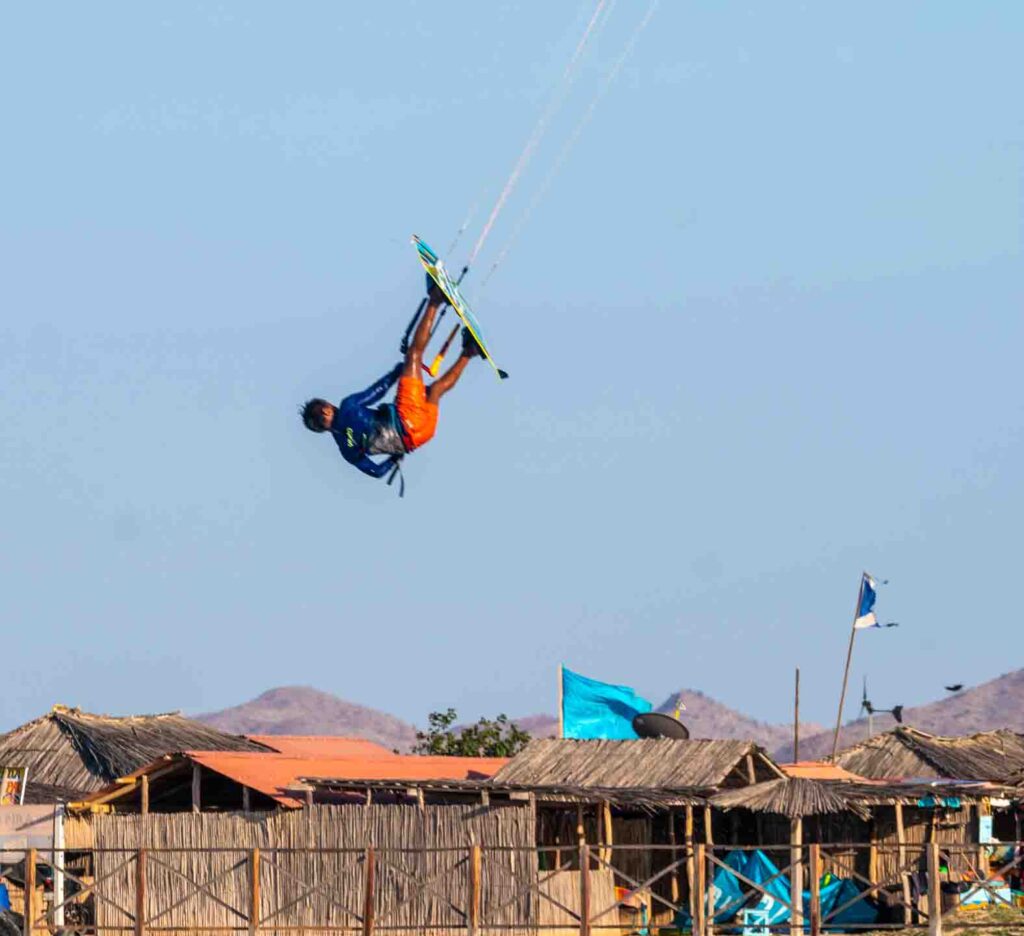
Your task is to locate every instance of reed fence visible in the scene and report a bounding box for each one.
[6,838,1024,935]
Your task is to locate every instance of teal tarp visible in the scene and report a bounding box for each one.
[674,850,878,931]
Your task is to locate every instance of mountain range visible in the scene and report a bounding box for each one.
[195,668,1024,758]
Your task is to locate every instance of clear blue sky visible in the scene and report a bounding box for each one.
[2,2,1021,732]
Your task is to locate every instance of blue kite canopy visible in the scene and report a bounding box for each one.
[674,849,878,931]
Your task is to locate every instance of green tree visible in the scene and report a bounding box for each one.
[412,709,531,757]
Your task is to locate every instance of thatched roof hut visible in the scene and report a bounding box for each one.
[836,726,1024,782]
[0,705,268,799]
[493,738,782,790]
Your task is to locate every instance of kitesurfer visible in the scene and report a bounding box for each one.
[301,285,483,482]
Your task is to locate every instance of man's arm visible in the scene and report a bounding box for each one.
[350,453,398,479]
[346,362,403,408]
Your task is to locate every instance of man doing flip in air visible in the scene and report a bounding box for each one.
[301,286,482,483]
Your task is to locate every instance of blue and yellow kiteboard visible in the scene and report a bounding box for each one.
[412,235,508,380]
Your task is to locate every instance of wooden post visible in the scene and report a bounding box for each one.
[191,764,201,814]
[242,785,251,813]
[685,805,696,916]
[669,810,680,904]
[249,848,260,936]
[926,841,942,936]
[23,847,36,936]
[468,844,481,936]
[790,819,803,935]
[977,801,991,879]
[135,848,147,936]
[693,843,705,936]
[576,804,586,846]
[140,774,149,815]
[809,843,821,936]
[706,843,716,933]
[703,806,713,846]
[794,667,801,762]
[362,846,376,936]
[868,818,879,887]
[579,843,591,936]
[601,801,613,865]
[830,574,869,760]
[895,802,911,925]
[745,754,757,785]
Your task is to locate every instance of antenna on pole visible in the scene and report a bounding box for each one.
[860,676,874,740]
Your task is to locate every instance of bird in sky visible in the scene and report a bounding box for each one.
[945,684,964,692]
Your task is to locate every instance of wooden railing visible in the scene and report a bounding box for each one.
[3,841,1024,935]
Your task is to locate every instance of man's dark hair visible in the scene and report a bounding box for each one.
[301,398,331,433]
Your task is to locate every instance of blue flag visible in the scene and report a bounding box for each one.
[853,573,896,629]
[561,667,653,739]
[853,574,879,629]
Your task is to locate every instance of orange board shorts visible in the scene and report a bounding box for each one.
[395,375,439,451]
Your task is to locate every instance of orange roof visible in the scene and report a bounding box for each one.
[780,761,864,781]
[185,751,508,807]
[248,736,396,758]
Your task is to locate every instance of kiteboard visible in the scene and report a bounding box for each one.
[412,235,508,380]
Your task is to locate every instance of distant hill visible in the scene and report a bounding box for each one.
[197,687,418,752]
[197,670,1024,762]
[654,689,824,751]
[776,668,1024,760]
[471,691,824,751]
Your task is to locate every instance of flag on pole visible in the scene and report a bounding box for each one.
[561,667,652,739]
[853,573,896,629]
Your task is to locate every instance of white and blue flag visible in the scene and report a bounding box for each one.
[853,573,896,629]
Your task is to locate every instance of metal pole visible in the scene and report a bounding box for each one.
[830,573,867,761]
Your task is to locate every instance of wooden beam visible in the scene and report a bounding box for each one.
[248,849,261,936]
[140,774,149,816]
[926,842,942,936]
[468,844,481,936]
[692,842,705,936]
[868,818,878,886]
[23,847,35,936]
[362,847,375,936]
[579,843,591,936]
[790,818,803,935]
[757,751,787,779]
[895,801,910,926]
[669,810,680,904]
[191,764,201,814]
[242,785,251,813]
[745,754,757,785]
[809,843,821,936]
[703,805,713,846]
[600,801,613,864]
[685,804,695,909]
[135,849,147,936]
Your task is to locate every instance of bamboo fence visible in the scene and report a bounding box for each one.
[91,804,536,934]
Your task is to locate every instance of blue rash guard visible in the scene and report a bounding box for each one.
[330,363,405,479]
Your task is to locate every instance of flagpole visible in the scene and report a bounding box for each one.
[558,664,564,739]
[830,573,868,761]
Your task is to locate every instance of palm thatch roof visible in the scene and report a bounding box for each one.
[0,705,268,798]
[492,738,782,790]
[711,776,1015,820]
[836,727,1024,783]
[712,778,871,819]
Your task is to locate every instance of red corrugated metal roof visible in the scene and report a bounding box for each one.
[247,736,396,758]
[185,751,508,807]
[780,761,864,781]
